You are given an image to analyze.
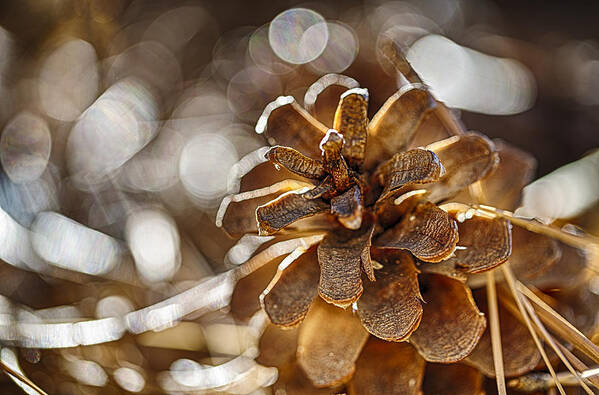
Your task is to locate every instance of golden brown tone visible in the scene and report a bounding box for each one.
[217,39,599,395]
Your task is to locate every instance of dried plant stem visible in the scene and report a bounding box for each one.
[501,264,566,395]
[473,205,599,265]
[517,283,599,364]
[556,367,599,386]
[499,293,598,391]
[470,143,503,395]
[498,281,596,391]
[556,344,599,388]
[0,360,48,395]
[516,281,593,394]
[486,271,507,395]
[518,291,594,394]
[510,368,599,392]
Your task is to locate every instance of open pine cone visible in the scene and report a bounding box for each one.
[217,54,599,393]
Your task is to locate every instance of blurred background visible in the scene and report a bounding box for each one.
[0,0,597,393]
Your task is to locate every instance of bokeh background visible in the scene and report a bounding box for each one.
[0,0,597,393]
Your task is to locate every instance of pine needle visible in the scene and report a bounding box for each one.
[486,270,507,395]
[502,264,566,395]
[555,345,599,389]
[0,360,47,395]
[472,205,599,271]
[518,283,599,364]
[517,285,594,394]
[556,367,599,386]
[498,287,599,391]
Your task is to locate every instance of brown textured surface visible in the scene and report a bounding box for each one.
[320,129,353,192]
[303,176,335,200]
[330,184,363,230]
[256,191,329,235]
[333,88,369,169]
[261,248,320,327]
[375,197,459,262]
[425,133,498,203]
[360,244,375,282]
[466,290,541,377]
[357,250,423,341]
[348,338,425,395]
[373,188,424,229]
[317,225,373,307]
[365,85,436,169]
[447,214,512,273]
[263,99,328,158]
[509,224,561,281]
[410,274,486,363]
[297,298,369,388]
[266,146,326,179]
[223,161,303,236]
[375,148,444,201]
[422,363,484,395]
